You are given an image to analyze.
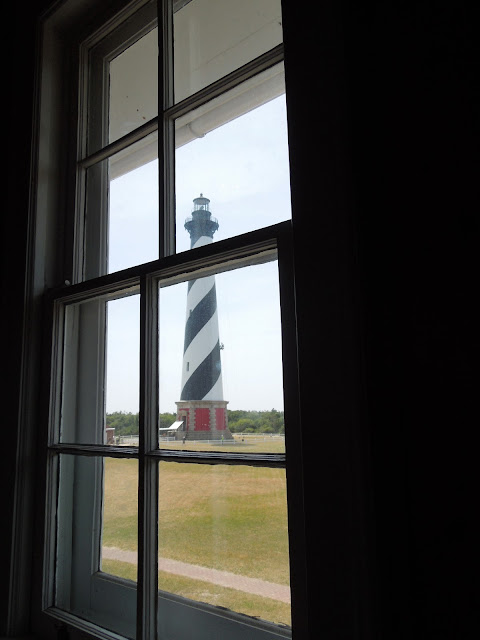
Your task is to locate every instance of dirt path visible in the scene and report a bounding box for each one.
[102,546,290,604]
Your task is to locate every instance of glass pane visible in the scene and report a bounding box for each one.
[109,27,158,145]
[175,68,291,252]
[56,455,137,638]
[86,0,158,155]
[157,462,290,627]
[84,134,158,278]
[101,457,139,582]
[158,260,285,453]
[60,290,139,445]
[105,296,141,446]
[174,0,283,103]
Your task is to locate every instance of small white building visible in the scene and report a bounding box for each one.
[158,420,185,441]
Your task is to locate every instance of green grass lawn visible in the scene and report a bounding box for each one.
[102,457,291,626]
[158,434,286,454]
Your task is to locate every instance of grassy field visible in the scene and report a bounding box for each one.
[102,457,291,626]
[158,434,286,454]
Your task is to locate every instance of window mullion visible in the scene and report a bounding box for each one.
[159,0,175,259]
[138,273,159,640]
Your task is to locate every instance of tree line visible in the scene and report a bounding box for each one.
[106,409,284,436]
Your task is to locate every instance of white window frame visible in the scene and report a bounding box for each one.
[36,1,308,639]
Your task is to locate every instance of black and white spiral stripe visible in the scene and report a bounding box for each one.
[180,236,224,401]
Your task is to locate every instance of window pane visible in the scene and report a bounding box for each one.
[56,455,137,638]
[174,0,283,103]
[84,134,158,278]
[157,462,290,627]
[101,457,139,582]
[109,27,158,145]
[60,290,140,445]
[175,71,291,252]
[86,0,158,155]
[105,295,141,445]
[158,259,285,453]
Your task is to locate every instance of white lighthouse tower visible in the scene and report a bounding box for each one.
[174,195,233,442]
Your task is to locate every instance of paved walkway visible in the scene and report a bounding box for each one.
[102,546,290,604]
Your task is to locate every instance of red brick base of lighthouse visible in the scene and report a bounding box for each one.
[175,400,234,441]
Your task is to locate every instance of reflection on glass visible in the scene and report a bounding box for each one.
[157,462,290,627]
[109,27,158,144]
[174,0,283,103]
[175,71,291,252]
[60,291,139,445]
[158,260,285,454]
[101,458,139,582]
[84,134,158,278]
[56,455,137,638]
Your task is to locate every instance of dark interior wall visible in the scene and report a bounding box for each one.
[340,2,478,638]
[2,0,53,632]
[3,1,478,638]
[282,1,477,637]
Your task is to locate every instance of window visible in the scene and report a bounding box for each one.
[41,1,304,639]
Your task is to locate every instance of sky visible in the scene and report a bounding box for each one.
[105,95,291,415]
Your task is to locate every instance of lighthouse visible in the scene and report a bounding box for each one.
[174,195,233,442]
